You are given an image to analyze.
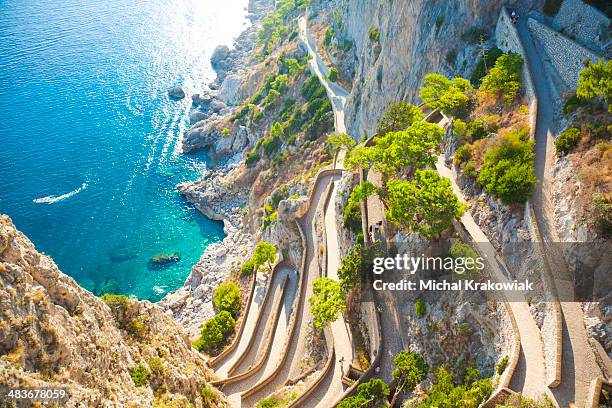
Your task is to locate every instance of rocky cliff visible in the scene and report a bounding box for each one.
[326,0,541,138]
[0,215,226,407]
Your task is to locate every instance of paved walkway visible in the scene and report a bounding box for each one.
[213,272,268,378]
[515,17,603,407]
[222,267,297,407]
[299,16,348,134]
[435,156,555,403]
[241,173,335,407]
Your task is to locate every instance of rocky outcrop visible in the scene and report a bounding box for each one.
[327,0,540,138]
[0,215,225,407]
[168,86,186,100]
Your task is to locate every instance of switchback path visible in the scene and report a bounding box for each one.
[435,156,555,404]
[213,272,268,379]
[515,17,603,407]
[299,16,348,135]
[241,173,336,407]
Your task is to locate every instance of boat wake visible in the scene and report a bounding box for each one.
[33,181,88,204]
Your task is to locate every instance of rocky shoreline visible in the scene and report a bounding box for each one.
[159,0,275,337]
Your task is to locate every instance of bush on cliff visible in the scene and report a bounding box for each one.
[480,53,523,104]
[577,59,612,113]
[309,277,346,329]
[555,127,581,155]
[417,367,493,408]
[130,364,149,387]
[338,378,389,408]
[420,73,473,117]
[477,132,536,204]
[376,102,423,136]
[212,281,241,317]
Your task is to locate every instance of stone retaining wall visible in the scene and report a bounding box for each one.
[527,17,602,94]
[553,0,610,56]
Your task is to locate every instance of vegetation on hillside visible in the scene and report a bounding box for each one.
[309,277,346,328]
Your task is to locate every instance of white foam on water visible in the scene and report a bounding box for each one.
[33,181,88,204]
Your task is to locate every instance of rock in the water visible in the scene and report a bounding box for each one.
[167,86,186,99]
[211,45,230,67]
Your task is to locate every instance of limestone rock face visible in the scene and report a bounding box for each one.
[334,0,539,137]
[0,215,225,407]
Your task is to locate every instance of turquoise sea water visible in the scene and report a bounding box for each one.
[0,0,248,300]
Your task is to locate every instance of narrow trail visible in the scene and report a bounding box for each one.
[436,156,554,403]
[221,266,297,406]
[515,16,603,407]
[241,173,335,407]
[299,16,347,134]
[213,272,268,379]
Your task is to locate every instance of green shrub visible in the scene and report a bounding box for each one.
[470,47,503,86]
[454,145,472,164]
[563,93,586,115]
[480,53,524,104]
[323,27,335,47]
[309,278,346,329]
[241,259,255,276]
[477,133,537,204]
[221,127,231,137]
[101,293,129,313]
[497,355,510,375]
[463,161,477,178]
[368,27,380,43]
[338,378,389,408]
[215,310,236,336]
[417,367,493,408]
[130,364,149,387]
[194,318,224,353]
[415,300,427,318]
[201,386,219,405]
[591,193,612,238]
[543,0,563,16]
[576,59,612,112]
[453,118,468,143]
[419,74,473,117]
[213,282,241,316]
[555,127,581,155]
[449,242,480,276]
[246,151,260,167]
[328,67,339,82]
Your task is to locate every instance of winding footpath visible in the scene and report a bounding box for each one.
[514,17,604,407]
[436,156,554,403]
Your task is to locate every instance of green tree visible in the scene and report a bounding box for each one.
[480,53,523,104]
[215,310,236,336]
[327,132,356,151]
[477,133,537,204]
[337,242,382,291]
[386,170,465,238]
[376,102,423,136]
[555,127,581,155]
[576,59,612,112]
[392,351,428,395]
[270,121,284,141]
[252,241,277,272]
[338,378,389,408]
[328,67,339,82]
[309,277,346,329]
[347,121,443,178]
[194,318,224,352]
[130,364,149,387]
[213,281,241,316]
[417,366,493,408]
[420,74,473,117]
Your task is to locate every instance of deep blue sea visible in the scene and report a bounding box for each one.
[0,0,248,300]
